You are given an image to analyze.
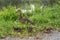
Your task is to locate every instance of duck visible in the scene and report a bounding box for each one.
[16,9,34,25]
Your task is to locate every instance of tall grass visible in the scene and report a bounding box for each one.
[0,5,60,37]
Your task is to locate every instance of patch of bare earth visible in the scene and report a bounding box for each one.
[1,30,60,40]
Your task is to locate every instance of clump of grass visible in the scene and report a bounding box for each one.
[0,5,60,37]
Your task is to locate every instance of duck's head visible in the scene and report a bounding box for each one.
[16,8,22,15]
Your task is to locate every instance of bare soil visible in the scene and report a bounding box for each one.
[0,31,60,40]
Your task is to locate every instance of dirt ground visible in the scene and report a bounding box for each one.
[0,31,60,40]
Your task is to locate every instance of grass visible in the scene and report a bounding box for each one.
[0,5,60,37]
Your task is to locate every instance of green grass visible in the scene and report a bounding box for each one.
[0,5,60,37]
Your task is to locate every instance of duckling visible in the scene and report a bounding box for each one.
[13,26,22,32]
[27,26,33,32]
[44,27,53,34]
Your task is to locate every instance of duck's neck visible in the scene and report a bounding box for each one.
[18,13,23,20]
